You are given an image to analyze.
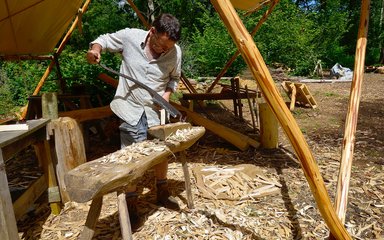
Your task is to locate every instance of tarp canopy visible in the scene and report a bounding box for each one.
[231,0,271,11]
[0,0,267,56]
[0,0,83,55]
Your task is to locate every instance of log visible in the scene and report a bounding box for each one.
[59,105,114,123]
[259,103,278,149]
[172,103,260,150]
[65,127,205,203]
[210,0,350,239]
[51,117,86,203]
[97,73,118,88]
[332,0,371,233]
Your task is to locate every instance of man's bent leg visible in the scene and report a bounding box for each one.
[118,113,148,228]
[155,159,180,210]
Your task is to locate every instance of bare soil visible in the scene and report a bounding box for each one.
[14,71,384,239]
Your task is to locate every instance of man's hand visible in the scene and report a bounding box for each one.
[86,44,102,64]
[162,88,172,102]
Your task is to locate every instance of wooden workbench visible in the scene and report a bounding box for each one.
[0,119,61,239]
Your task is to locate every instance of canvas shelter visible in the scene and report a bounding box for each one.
[0,0,84,56]
[0,0,371,239]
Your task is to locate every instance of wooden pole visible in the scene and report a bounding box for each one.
[259,103,278,149]
[245,85,257,133]
[117,192,133,240]
[332,0,370,231]
[126,0,151,29]
[180,151,194,209]
[209,0,351,239]
[20,0,92,120]
[206,0,279,93]
[79,197,103,240]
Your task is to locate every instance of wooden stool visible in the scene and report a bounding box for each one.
[65,125,205,240]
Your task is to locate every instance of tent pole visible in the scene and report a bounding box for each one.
[126,0,151,29]
[20,0,92,120]
[206,0,279,93]
[210,0,350,239]
[330,1,371,238]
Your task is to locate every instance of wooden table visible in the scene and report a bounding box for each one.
[0,119,61,239]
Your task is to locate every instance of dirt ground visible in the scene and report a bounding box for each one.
[15,71,384,239]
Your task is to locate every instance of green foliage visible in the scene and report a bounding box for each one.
[253,0,319,75]
[182,4,246,78]
[0,61,47,106]
[0,68,14,116]
[1,0,384,117]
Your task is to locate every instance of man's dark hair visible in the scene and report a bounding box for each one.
[152,13,181,42]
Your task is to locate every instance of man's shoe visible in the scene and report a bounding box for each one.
[156,182,180,210]
[125,193,143,231]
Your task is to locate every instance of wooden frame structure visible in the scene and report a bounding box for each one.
[210,0,371,239]
[0,0,372,239]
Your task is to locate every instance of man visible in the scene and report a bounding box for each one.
[86,13,181,228]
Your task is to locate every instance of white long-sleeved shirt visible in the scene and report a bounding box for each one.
[91,28,181,127]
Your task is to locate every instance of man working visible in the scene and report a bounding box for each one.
[86,13,181,229]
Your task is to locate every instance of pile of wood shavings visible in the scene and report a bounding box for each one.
[194,165,281,201]
[17,145,384,240]
[100,140,167,164]
[165,127,204,142]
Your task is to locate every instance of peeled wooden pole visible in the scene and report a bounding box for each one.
[210,0,350,239]
[126,0,151,29]
[20,0,92,120]
[333,0,370,227]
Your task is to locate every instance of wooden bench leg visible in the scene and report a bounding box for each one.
[180,151,194,209]
[79,196,103,240]
[117,191,133,240]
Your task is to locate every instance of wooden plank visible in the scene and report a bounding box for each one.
[1,120,47,162]
[183,91,257,100]
[0,124,29,132]
[210,0,351,239]
[289,83,296,110]
[281,81,317,109]
[13,175,47,220]
[51,117,86,203]
[0,119,49,149]
[65,127,205,203]
[0,149,20,240]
